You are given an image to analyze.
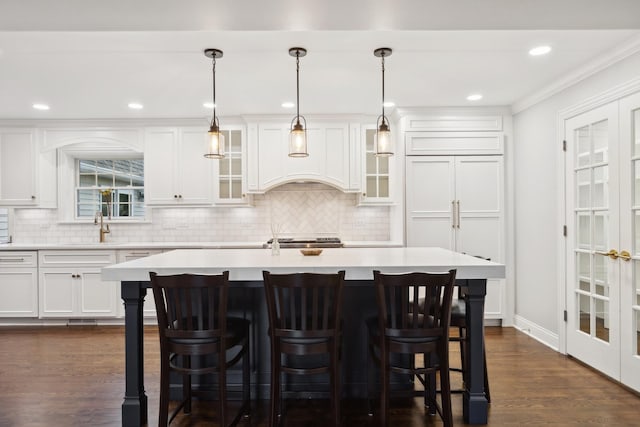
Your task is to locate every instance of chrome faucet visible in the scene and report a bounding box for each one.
[94,211,110,243]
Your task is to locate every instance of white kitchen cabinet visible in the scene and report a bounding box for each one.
[0,128,56,207]
[406,155,505,319]
[247,121,359,192]
[0,251,38,317]
[212,127,251,205]
[145,127,213,205]
[359,126,393,205]
[38,250,118,318]
[116,249,162,318]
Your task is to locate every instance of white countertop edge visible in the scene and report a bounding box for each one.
[101,247,505,282]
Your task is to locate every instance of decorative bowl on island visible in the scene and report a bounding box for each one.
[300,249,323,256]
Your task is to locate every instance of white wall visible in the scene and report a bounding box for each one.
[513,51,640,346]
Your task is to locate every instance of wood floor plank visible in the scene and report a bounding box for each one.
[0,326,637,426]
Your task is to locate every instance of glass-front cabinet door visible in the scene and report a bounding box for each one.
[359,127,392,205]
[214,127,250,205]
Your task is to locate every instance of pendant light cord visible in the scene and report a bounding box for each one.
[381,52,386,124]
[211,56,217,127]
[296,50,301,125]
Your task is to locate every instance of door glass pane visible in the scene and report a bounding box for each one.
[219,179,229,199]
[635,309,640,356]
[592,166,608,208]
[594,254,607,293]
[366,176,377,197]
[579,293,591,334]
[592,119,609,163]
[593,212,608,251]
[595,298,610,342]
[231,158,242,175]
[219,159,230,175]
[635,262,640,304]
[378,176,389,198]
[577,252,590,291]
[635,211,640,256]
[635,161,640,206]
[577,213,591,249]
[576,126,591,167]
[633,109,640,156]
[576,169,590,208]
[231,179,242,198]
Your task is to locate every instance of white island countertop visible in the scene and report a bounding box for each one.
[101,247,505,282]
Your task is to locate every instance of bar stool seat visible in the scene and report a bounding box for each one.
[150,271,251,427]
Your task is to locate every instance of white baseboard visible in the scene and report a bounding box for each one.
[513,314,560,352]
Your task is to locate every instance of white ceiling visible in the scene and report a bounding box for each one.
[1,0,639,120]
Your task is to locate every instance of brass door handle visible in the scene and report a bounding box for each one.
[596,249,619,260]
[619,250,632,261]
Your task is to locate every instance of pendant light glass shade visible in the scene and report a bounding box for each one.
[204,48,225,159]
[288,47,309,158]
[206,119,225,159]
[374,48,393,157]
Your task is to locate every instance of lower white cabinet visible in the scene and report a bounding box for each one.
[0,251,38,317]
[116,249,163,318]
[38,250,118,318]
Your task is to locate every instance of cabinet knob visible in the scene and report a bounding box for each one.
[174,195,178,198]
[362,193,366,197]
[179,195,183,199]
[31,195,36,200]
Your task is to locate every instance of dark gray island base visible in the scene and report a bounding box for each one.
[120,278,490,426]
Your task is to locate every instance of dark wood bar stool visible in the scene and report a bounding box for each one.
[262,270,346,427]
[150,272,250,427]
[366,269,456,427]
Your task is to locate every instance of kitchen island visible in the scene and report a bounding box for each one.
[102,247,504,426]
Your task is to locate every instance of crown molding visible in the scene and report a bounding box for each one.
[511,33,640,114]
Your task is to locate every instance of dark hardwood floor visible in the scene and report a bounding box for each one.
[0,326,638,426]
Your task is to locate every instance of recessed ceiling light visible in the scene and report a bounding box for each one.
[32,103,50,110]
[529,45,552,56]
[203,102,216,109]
[383,101,395,108]
[281,102,295,108]
[127,102,143,110]
[466,94,483,101]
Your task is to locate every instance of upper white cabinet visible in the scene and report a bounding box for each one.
[404,115,504,156]
[246,120,360,193]
[0,128,56,207]
[212,127,251,205]
[145,127,213,205]
[359,126,394,205]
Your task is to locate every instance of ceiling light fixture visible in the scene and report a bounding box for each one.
[467,94,483,101]
[203,102,215,109]
[529,45,551,56]
[204,48,225,159]
[32,103,50,110]
[127,102,143,110]
[374,47,393,157]
[288,47,308,158]
[281,102,295,109]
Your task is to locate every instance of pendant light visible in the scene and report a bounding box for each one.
[204,48,225,159]
[288,47,308,157]
[374,48,393,157]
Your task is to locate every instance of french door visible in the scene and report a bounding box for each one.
[565,93,640,392]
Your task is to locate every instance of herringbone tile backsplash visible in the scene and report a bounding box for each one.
[13,183,390,243]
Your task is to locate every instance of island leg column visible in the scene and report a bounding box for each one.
[121,281,148,427]
[463,279,488,424]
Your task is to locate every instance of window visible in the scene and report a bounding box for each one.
[76,159,145,219]
[0,208,9,243]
